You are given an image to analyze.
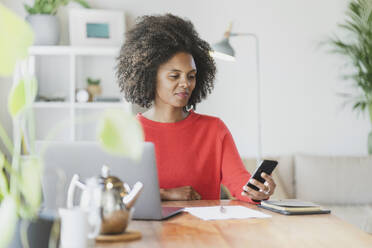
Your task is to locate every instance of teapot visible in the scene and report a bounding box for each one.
[67,165,143,235]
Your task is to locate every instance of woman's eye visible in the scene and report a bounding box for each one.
[188,75,196,80]
[169,75,179,79]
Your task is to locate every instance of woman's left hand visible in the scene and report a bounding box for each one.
[241,172,276,201]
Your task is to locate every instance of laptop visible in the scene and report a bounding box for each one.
[37,141,183,220]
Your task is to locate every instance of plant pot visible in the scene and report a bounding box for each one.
[87,84,102,102]
[8,210,59,248]
[26,14,60,45]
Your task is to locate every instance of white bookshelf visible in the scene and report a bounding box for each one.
[26,45,131,142]
[33,102,70,108]
[33,102,128,109]
[75,102,129,109]
[29,45,120,56]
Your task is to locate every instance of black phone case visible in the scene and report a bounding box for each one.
[247,160,278,191]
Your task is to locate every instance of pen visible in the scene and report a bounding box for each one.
[220,206,227,213]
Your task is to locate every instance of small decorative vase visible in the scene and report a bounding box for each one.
[26,14,60,45]
[87,84,102,102]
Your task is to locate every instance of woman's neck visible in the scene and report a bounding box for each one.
[142,106,189,123]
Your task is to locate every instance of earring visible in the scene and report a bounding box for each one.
[186,105,194,112]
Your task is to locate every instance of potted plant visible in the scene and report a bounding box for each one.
[24,0,90,45]
[328,0,372,154]
[0,4,143,248]
[86,77,102,102]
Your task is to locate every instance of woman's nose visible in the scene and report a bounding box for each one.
[179,76,190,88]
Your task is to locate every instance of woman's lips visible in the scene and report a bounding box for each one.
[175,92,189,99]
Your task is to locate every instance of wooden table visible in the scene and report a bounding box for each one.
[96,200,372,248]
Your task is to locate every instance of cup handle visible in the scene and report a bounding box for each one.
[67,174,81,208]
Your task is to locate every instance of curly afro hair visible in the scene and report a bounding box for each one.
[116,14,216,110]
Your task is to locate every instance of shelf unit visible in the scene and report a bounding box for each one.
[27,45,131,142]
[29,46,120,56]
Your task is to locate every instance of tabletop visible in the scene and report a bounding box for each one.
[96,200,372,248]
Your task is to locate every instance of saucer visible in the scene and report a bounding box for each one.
[96,230,142,242]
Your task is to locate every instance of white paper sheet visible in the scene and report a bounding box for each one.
[184,206,271,220]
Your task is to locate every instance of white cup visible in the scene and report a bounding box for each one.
[59,208,96,248]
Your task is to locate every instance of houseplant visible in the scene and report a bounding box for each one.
[24,0,90,45]
[328,0,372,154]
[0,4,42,247]
[0,4,143,248]
[87,77,102,101]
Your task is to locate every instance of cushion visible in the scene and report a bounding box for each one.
[294,154,372,204]
[321,204,372,233]
[271,156,295,198]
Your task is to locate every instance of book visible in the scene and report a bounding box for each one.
[259,199,331,215]
[261,199,321,212]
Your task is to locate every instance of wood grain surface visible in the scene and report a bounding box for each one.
[95,200,372,248]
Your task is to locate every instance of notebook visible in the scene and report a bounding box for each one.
[259,199,331,215]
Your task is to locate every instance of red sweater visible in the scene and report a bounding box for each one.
[137,110,257,204]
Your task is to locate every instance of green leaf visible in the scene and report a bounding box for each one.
[0,122,14,155]
[0,152,8,198]
[73,0,91,8]
[24,4,36,15]
[0,170,9,198]
[326,0,372,113]
[0,196,18,248]
[0,152,4,170]
[97,109,144,161]
[42,3,53,14]
[33,2,42,14]
[20,156,42,215]
[353,102,361,110]
[0,4,34,76]
[8,77,38,118]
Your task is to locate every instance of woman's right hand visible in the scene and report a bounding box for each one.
[160,186,202,201]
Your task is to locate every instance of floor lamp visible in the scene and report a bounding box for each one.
[211,23,262,164]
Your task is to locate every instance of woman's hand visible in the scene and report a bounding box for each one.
[160,186,202,201]
[241,172,276,201]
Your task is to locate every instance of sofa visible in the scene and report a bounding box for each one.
[221,154,372,234]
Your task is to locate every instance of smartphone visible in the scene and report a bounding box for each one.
[246,160,278,191]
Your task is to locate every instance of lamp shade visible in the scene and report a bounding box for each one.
[211,38,236,61]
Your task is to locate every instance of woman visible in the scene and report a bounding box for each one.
[117,14,276,203]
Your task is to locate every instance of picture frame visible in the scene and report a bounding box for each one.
[69,8,125,46]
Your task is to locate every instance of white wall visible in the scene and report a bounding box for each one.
[1,0,370,158]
